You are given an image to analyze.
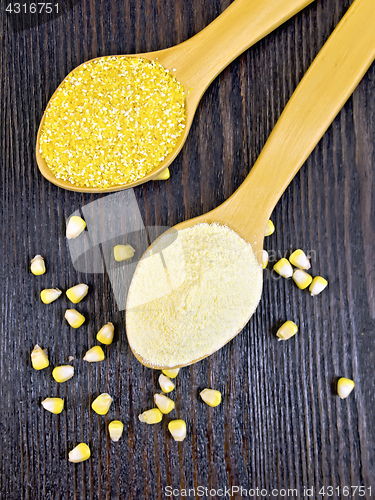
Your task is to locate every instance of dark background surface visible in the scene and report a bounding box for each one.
[1,0,375,498]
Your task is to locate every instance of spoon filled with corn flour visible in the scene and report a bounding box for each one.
[126,1,375,369]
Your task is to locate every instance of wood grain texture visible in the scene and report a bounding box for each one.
[1,0,374,498]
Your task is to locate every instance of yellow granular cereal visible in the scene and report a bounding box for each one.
[126,223,263,368]
[39,56,186,188]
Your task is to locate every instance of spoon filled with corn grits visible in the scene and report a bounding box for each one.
[36,0,315,192]
[126,0,375,369]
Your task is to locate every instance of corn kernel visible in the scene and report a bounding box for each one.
[168,419,187,442]
[108,420,124,442]
[92,393,113,415]
[276,321,298,340]
[159,374,175,393]
[66,216,86,239]
[114,244,135,262]
[31,344,49,370]
[83,346,105,362]
[66,284,89,304]
[154,394,175,414]
[262,250,269,269]
[309,276,328,296]
[40,288,62,304]
[200,388,222,407]
[153,167,170,181]
[96,322,115,345]
[273,258,293,278]
[52,365,74,382]
[264,220,275,236]
[162,368,180,379]
[41,397,64,414]
[30,255,46,275]
[337,377,355,399]
[292,269,312,289]
[69,443,91,463]
[289,249,311,270]
[138,408,163,424]
[65,309,85,328]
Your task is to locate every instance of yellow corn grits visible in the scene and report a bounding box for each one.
[39,56,186,188]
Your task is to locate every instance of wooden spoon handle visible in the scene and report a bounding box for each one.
[221,0,375,245]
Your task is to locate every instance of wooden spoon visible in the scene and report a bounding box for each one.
[126,0,375,369]
[36,0,314,193]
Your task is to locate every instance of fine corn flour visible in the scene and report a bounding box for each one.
[126,223,263,368]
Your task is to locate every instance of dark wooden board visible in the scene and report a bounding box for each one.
[1,0,375,498]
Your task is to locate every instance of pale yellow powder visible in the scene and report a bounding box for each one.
[126,223,263,368]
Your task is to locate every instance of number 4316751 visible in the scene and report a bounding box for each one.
[6,3,59,14]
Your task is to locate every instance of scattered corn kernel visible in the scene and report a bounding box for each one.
[40,288,62,304]
[83,346,105,362]
[66,284,89,304]
[31,344,49,370]
[265,220,275,236]
[41,397,64,414]
[292,269,313,289]
[168,419,187,442]
[200,388,222,407]
[159,374,175,393]
[138,408,163,424]
[108,420,124,442]
[276,321,298,340]
[69,443,91,463]
[309,276,328,296]
[162,368,180,379]
[30,255,46,275]
[66,216,86,239]
[337,377,355,399]
[65,309,85,328]
[96,322,115,345]
[52,365,74,382]
[262,250,269,269]
[154,394,175,414]
[273,258,293,278]
[289,249,311,270]
[92,393,113,415]
[114,244,135,262]
[153,167,170,181]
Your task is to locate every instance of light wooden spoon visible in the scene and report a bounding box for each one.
[126,0,375,369]
[36,0,314,193]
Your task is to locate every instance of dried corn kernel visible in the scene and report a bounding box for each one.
[309,276,328,296]
[39,57,186,189]
[289,249,311,270]
[92,393,113,415]
[66,216,86,239]
[69,443,91,463]
[162,368,180,379]
[52,365,74,382]
[262,250,269,269]
[168,419,187,442]
[265,220,275,236]
[337,377,355,399]
[41,397,64,414]
[83,346,105,362]
[31,345,49,370]
[292,270,313,289]
[153,167,170,181]
[65,309,85,328]
[138,408,163,424]
[96,322,115,345]
[108,420,124,442]
[273,258,293,278]
[276,321,298,340]
[159,374,175,393]
[66,284,88,304]
[154,394,175,414]
[114,244,135,262]
[40,288,62,304]
[30,255,46,275]
[200,388,222,407]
